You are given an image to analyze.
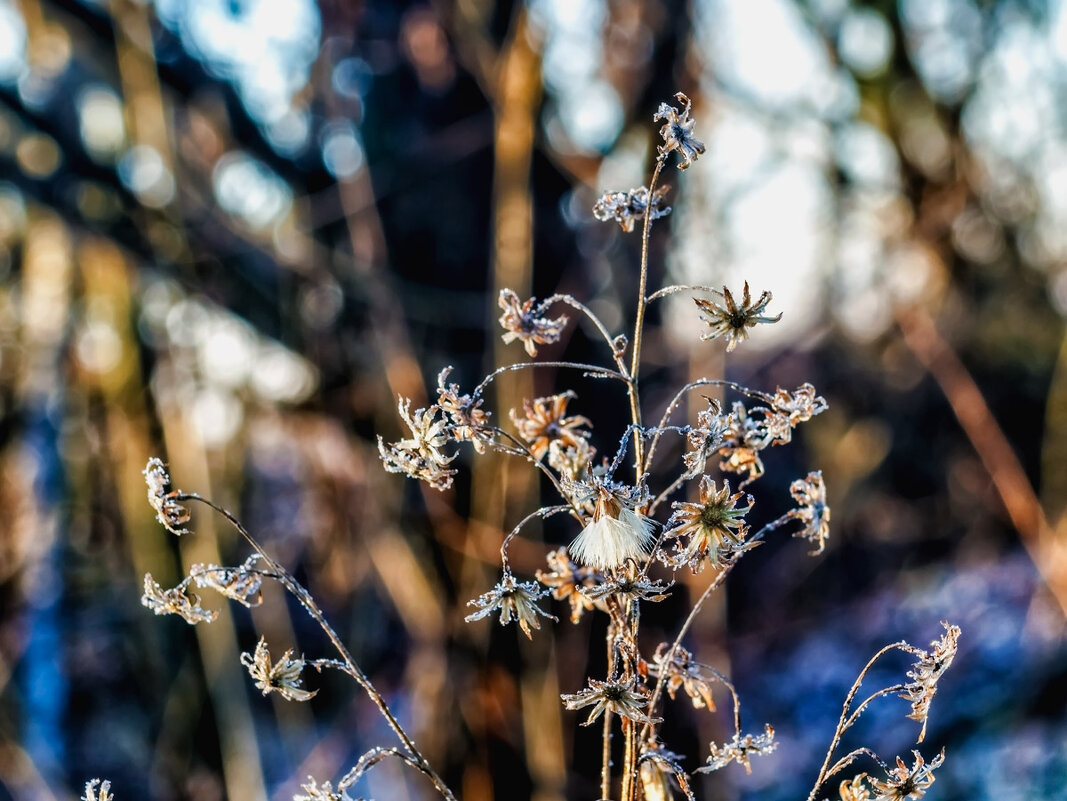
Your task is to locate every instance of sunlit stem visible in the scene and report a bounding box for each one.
[628,156,666,480]
[180,494,458,801]
[641,512,793,744]
[804,642,913,801]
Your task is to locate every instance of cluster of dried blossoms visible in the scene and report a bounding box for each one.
[108,93,959,801]
[376,92,959,801]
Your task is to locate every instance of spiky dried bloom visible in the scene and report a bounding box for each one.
[465,573,555,638]
[694,283,782,352]
[547,437,596,482]
[292,778,342,801]
[868,750,945,800]
[665,476,755,572]
[240,637,317,702]
[82,779,113,801]
[510,391,592,460]
[840,775,874,801]
[562,675,658,726]
[900,622,960,742]
[771,382,829,425]
[190,554,265,608]
[593,185,672,232]
[700,725,777,775]
[498,289,568,357]
[143,458,190,536]
[536,548,599,623]
[566,478,657,571]
[141,574,217,624]
[581,573,672,603]
[653,92,705,170]
[436,367,493,453]
[683,399,730,476]
[377,398,457,491]
[648,644,716,710]
[788,471,831,555]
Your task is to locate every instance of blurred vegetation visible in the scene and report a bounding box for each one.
[0,0,1065,800]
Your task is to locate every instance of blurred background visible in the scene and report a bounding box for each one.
[1,0,1066,799]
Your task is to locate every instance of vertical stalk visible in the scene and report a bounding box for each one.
[628,158,666,480]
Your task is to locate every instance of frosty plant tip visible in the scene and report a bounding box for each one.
[118,93,959,801]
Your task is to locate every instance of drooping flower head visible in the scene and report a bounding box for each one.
[498,289,568,357]
[653,92,705,170]
[143,458,190,536]
[593,185,672,232]
[868,750,945,800]
[567,478,656,571]
[900,622,960,742]
[788,471,831,555]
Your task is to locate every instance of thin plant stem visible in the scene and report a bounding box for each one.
[641,513,793,744]
[474,360,629,397]
[500,505,571,573]
[539,293,631,377]
[804,642,912,801]
[628,157,666,478]
[180,494,458,801]
[645,284,724,304]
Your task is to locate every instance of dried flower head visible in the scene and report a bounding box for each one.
[717,402,773,485]
[649,644,717,710]
[653,92,705,170]
[436,367,494,452]
[142,574,218,625]
[143,458,190,536]
[581,573,672,603]
[868,750,945,800]
[536,547,600,623]
[666,476,754,572]
[82,779,113,801]
[683,399,730,476]
[788,471,831,555]
[511,391,591,460]
[547,437,596,482]
[240,637,317,702]
[377,398,457,491]
[593,185,672,232]
[694,283,782,352]
[293,777,342,801]
[562,675,658,726]
[840,775,874,801]
[771,382,829,425]
[900,622,960,742]
[639,743,692,801]
[498,289,568,357]
[567,479,656,571]
[465,573,555,638]
[190,554,265,608]
[700,725,777,775]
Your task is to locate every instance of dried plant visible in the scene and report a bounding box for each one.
[103,94,958,801]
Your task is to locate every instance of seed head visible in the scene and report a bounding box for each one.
[567,480,656,571]
[141,573,218,625]
[593,185,672,232]
[694,283,782,352]
[240,637,317,702]
[143,458,190,536]
[465,573,555,638]
[868,750,945,800]
[511,391,591,460]
[561,675,658,726]
[788,471,831,555]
